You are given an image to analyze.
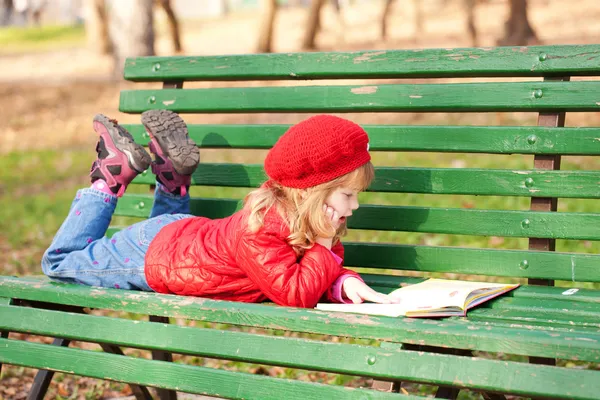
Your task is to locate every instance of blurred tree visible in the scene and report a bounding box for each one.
[380,0,394,39]
[1,0,13,26]
[84,0,112,55]
[498,0,538,46]
[256,0,278,53]
[155,0,183,53]
[464,0,477,46]
[380,0,422,41]
[301,0,325,50]
[108,0,154,75]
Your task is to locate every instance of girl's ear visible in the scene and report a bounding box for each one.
[299,189,309,200]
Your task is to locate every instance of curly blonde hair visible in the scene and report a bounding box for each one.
[243,162,375,255]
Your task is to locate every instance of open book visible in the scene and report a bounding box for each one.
[316,278,519,318]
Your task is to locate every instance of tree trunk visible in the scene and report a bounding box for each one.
[301,0,326,50]
[84,0,112,55]
[156,0,183,53]
[108,0,155,75]
[256,0,278,53]
[497,0,538,46]
[464,0,477,46]
[380,0,394,39]
[1,0,13,26]
[413,0,423,39]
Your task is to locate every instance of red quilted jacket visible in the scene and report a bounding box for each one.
[144,206,360,308]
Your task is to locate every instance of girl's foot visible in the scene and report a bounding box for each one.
[141,110,200,196]
[90,114,152,197]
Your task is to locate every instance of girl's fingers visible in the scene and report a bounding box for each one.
[359,288,393,304]
[332,210,339,222]
[347,292,363,304]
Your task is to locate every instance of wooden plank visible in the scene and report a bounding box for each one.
[119,81,600,114]
[115,196,600,240]
[360,274,600,304]
[1,277,599,362]
[1,306,598,399]
[100,231,600,283]
[0,338,416,400]
[0,297,10,376]
[148,315,177,400]
[343,243,600,282]
[123,124,600,155]
[28,338,73,400]
[467,308,600,331]
[130,164,600,198]
[483,297,600,319]
[122,45,600,81]
[528,77,568,367]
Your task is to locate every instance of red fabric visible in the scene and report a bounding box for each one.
[264,115,371,188]
[144,207,361,308]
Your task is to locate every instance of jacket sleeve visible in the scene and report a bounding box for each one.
[236,230,345,308]
[321,241,364,303]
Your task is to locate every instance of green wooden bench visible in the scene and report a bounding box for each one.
[1,44,600,400]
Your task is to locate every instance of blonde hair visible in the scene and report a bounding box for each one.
[243,162,375,255]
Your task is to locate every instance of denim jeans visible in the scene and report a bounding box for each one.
[41,183,192,291]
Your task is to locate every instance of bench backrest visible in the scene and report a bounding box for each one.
[114,44,600,287]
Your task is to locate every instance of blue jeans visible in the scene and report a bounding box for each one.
[41,183,192,291]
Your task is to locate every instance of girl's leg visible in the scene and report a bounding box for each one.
[41,188,150,290]
[142,110,200,218]
[150,182,191,217]
[42,114,152,290]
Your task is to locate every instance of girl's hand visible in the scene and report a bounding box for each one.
[342,277,401,304]
[315,204,341,249]
[323,204,342,228]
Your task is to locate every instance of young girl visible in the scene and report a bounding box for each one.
[42,111,396,308]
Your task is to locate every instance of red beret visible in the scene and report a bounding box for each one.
[264,115,371,188]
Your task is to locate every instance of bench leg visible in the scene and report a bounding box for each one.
[27,338,71,400]
[99,343,153,400]
[149,315,177,400]
[18,300,156,400]
[0,329,8,377]
[371,342,402,393]
[0,297,12,377]
[435,386,460,399]
[482,393,508,400]
[372,380,401,392]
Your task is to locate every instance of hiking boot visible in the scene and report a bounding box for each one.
[90,114,152,197]
[141,109,200,196]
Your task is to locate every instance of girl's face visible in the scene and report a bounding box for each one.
[324,187,360,228]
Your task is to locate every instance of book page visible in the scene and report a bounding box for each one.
[389,279,513,310]
[315,302,413,317]
[316,279,518,317]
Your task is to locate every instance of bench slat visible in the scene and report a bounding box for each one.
[485,297,600,319]
[467,308,600,331]
[361,274,600,305]
[0,338,412,400]
[119,81,600,114]
[123,124,600,155]
[104,224,600,282]
[1,277,598,362]
[123,45,600,81]
[361,274,600,303]
[130,165,600,198]
[343,243,600,283]
[1,305,597,399]
[115,196,600,240]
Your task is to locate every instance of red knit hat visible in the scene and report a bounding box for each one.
[264,115,371,189]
